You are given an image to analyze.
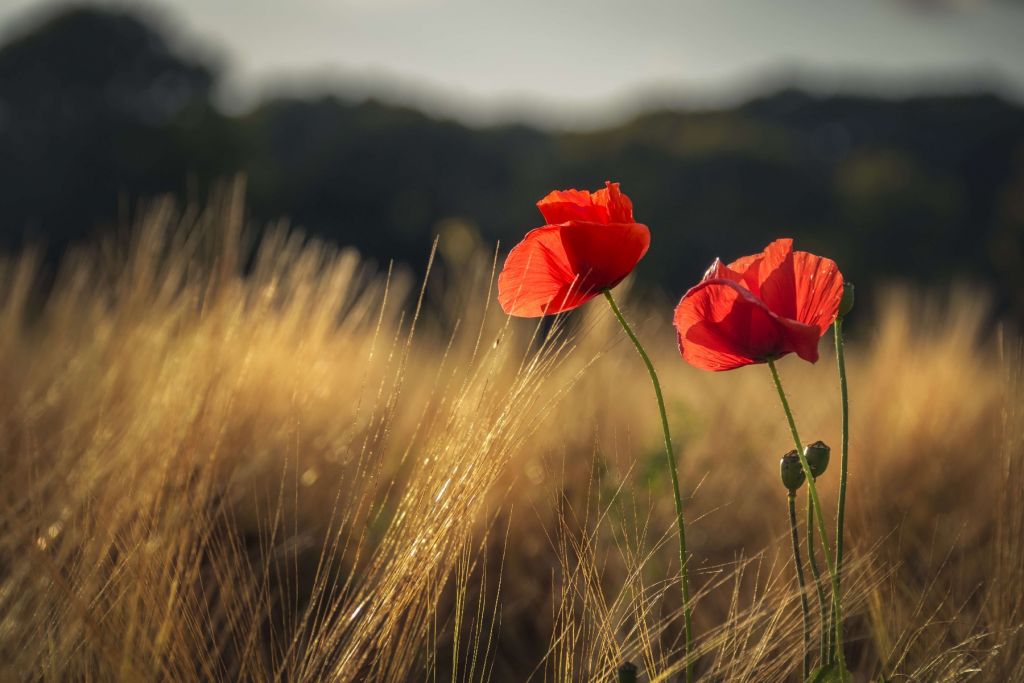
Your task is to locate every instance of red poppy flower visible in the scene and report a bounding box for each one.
[673,239,844,371]
[497,182,650,317]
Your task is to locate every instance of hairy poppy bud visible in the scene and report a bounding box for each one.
[838,282,855,318]
[804,440,831,478]
[617,661,638,683]
[780,450,806,491]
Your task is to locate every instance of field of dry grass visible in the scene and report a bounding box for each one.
[1,191,1021,681]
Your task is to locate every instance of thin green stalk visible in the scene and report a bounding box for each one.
[603,289,694,683]
[767,358,846,673]
[829,316,850,663]
[806,484,829,665]
[788,491,812,681]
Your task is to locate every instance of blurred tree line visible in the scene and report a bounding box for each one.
[2,6,1023,317]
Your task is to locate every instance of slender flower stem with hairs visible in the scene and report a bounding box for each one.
[830,301,852,663]
[788,489,812,680]
[767,358,847,673]
[806,485,829,665]
[603,289,694,683]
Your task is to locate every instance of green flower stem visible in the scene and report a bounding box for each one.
[806,484,829,665]
[830,316,850,663]
[766,358,847,673]
[603,289,694,683]
[788,490,812,681]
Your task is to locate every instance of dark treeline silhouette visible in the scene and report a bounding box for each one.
[2,5,1023,317]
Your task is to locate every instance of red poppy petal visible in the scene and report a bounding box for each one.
[780,317,823,364]
[498,225,618,317]
[725,251,767,295]
[749,238,843,334]
[537,189,609,225]
[701,257,746,283]
[726,252,763,277]
[498,226,577,317]
[591,181,634,224]
[791,250,845,334]
[674,279,822,371]
[507,282,599,316]
[747,238,797,317]
[558,221,650,290]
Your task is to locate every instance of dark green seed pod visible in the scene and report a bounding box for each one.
[839,282,855,317]
[780,450,805,491]
[617,661,638,683]
[804,440,831,478]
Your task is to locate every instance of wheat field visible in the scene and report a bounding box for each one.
[0,190,1021,682]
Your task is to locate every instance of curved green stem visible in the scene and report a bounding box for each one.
[830,317,850,663]
[788,491,811,681]
[604,289,693,683]
[767,358,846,673]
[806,483,829,666]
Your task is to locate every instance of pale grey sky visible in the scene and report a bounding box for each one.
[2,0,1023,126]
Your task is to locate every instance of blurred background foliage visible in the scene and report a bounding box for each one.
[1,5,1023,318]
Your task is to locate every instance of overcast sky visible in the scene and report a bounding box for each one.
[2,0,1024,126]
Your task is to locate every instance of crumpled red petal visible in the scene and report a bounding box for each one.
[740,238,844,335]
[701,257,746,284]
[537,189,607,225]
[536,181,634,226]
[590,182,634,224]
[674,278,823,371]
[789,250,845,335]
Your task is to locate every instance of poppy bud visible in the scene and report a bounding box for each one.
[617,661,638,683]
[780,450,806,491]
[838,282,855,318]
[804,440,831,478]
